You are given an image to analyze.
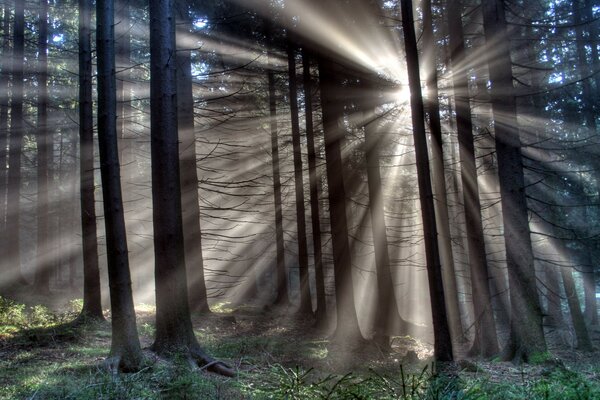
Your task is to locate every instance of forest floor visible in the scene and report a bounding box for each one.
[1,294,600,399]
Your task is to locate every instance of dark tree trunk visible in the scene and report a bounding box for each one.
[5,0,27,288]
[422,0,464,345]
[359,78,404,349]
[302,49,327,324]
[400,0,453,361]
[77,0,103,321]
[561,263,593,351]
[97,0,143,371]
[116,0,132,182]
[446,0,499,357]
[267,36,289,306]
[33,0,51,295]
[176,0,210,314]
[0,4,10,272]
[287,41,312,315]
[481,0,546,362]
[318,57,363,344]
[149,0,232,376]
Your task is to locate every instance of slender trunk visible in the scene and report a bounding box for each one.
[287,41,312,314]
[176,0,210,314]
[5,0,26,287]
[302,49,327,324]
[447,0,499,357]
[97,0,143,370]
[561,263,593,351]
[78,0,103,320]
[267,35,288,306]
[318,56,363,344]
[481,0,546,362]
[359,78,403,348]
[34,0,51,294]
[0,4,10,272]
[422,0,464,345]
[400,0,453,361]
[149,0,232,376]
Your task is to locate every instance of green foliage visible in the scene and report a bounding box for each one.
[0,296,79,337]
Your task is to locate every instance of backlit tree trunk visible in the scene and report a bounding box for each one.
[400,0,453,361]
[302,48,327,324]
[446,0,499,357]
[33,0,51,294]
[176,0,210,314]
[422,0,464,345]
[5,0,26,287]
[318,56,363,344]
[481,0,546,362]
[287,41,312,315]
[149,0,233,376]
[97,0,143,371]
[78,0,103,320]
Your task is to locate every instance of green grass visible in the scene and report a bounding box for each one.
[1,296,599,399]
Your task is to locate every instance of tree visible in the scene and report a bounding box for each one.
[400,0,453,361]
[33,0,51,294]
[318,56,363,344]
[481,0,546,362]
[97,0,144,371]
[0,3,10,258]
[5,0,27,288]
[302,48,327,325]
[287,40,312,315]
[148,0,233,376]
[176,0,210,314]
[77,0,103,321]
[266,23,289,306]
[421,0,464,344]
[446,0,499,357]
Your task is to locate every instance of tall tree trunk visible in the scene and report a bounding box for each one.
[266,32,288,306]
[33,0,51,294]
[318,57,363,344]
[447,0,499,357]
[97,0,143,371]
[77,0,103,321]
[148,0,232,376]
[359,78,404,349]
[5,0,27,288]
[574,0,598,325]
[176,0,210,314]
[116,0,132,181]
[287,41,312,315]
[561,263,593,351]
[302,48,327,325]
[400,0,453,361]
[422,0,464,345]
[0,4,10,271]
[481,0,546,362]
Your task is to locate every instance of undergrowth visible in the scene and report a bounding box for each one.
[1,297,599,399]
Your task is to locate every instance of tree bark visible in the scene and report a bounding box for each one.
[287,41,312,315]
[318,56,363,344]
[302,48,327,325]
[97,0,143,371]
[0,4,9,257]
[481,0,546,362]
[149,0,232,376]
[77,0,103,321]
[400,0,453,361]
[33,0,51,294]
[266,28,289,306]
[446,0,499,357]
[5,0,27,288]
[422,0,464,345]
[176,0,210,314]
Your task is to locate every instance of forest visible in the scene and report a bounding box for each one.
[0,0,599,398]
